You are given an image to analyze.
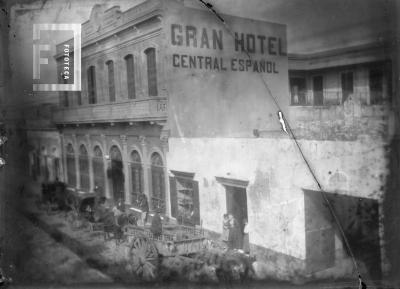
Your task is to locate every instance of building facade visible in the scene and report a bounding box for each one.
[24,0,397,279]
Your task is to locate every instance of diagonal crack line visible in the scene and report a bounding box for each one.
[197,0,365,286]
[197,0,283,113]
[197,0,225,23]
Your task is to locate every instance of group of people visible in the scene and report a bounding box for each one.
[91,193,162,240]
[92,193,150,226]
[222,214,249,254]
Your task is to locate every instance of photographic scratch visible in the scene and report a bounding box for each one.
[278,111,288,134]
[173,111,186,143]
[197,0,225,23]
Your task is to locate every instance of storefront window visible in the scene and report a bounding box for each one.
[169,171,200,225]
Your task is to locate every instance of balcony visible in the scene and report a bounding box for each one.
[288,92,392,140]
[290,91,390,107]
[53,97,167,125]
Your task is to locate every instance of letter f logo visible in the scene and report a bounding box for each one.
[33,24,50,80]
[32,23,81,91]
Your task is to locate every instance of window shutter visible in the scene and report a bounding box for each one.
[169,176,178,218]
[148,167,153,210]
[87,66,97,104]
[125,55,136,99]
[192,180,200,225]
[146,48,158,96]
[107,61,116,102]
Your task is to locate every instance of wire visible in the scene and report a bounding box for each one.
[197,0,364,284]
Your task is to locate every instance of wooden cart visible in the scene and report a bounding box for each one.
[124,224,208,279]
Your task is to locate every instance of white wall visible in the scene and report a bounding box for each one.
[167,136,388,260]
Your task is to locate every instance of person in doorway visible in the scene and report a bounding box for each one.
[221,214,230,248]
[242,218,250,254]
[228,214,242,249]
[138,193,149,225]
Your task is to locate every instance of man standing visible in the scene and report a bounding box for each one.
[228,214,242,249]
[138,193,149,225]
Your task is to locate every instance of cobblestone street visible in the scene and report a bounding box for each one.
[2,206,113,285]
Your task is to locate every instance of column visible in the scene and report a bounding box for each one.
[101,134,111,199]
[60,133,67,184]
[120,135,131,205]
[86,134,94,193]
[161,133,171,217]
[140,135,151,208]
[72,134,80,190]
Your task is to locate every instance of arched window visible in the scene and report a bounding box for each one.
[124,54,136,99]
[145,48,158,96]
[79,144,90,191]
[130,150,143,203]
[106,60,116,102]
[87,65,97,104]
[92,145,105,196]
[150,152,165,213]
[66,143,76,187]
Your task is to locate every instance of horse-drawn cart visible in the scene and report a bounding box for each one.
[123,224,208,279]
[36,187,218,280]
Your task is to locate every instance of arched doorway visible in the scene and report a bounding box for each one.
[110,145,124,202]
[92,145,105,196]
[66,144,76,187]
[52,147,61,181]
[150,152,165,213]
[41,146,49,182]
[130,150,143,204]
[79,144,90,191]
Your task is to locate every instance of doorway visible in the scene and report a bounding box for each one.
[341,71,354,103]
[110,145,124,203]
[225,185,248,235]
[54,158,60,181]
[313,75,323,105]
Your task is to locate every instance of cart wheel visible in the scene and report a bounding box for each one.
[129,236,159,280]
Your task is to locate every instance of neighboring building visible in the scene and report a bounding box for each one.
[24,0,397,279]
[286,44,393,278]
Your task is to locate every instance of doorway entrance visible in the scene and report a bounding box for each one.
[225,185,248,236]
[341,71,354,103]
[54,158,60,181]
[110,145,124,203]
[313,75,323,105]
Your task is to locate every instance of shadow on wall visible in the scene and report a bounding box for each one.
[383,138,400,280]
[303,189,381,280]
